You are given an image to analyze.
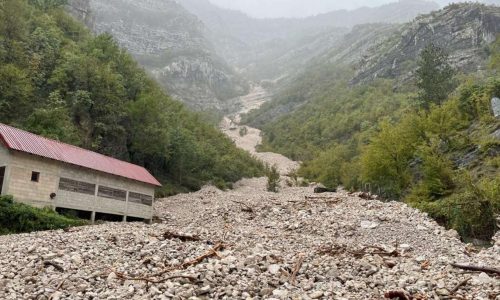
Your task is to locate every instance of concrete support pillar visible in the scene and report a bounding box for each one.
[123,191,129,223]
[90,211,96,224]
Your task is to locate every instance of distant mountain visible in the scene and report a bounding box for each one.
[69,0,249,111]
[244,3,500,126]
[353,3,500,84]
[177,0,440,80]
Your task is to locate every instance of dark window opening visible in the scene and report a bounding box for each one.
[59,178,95,195]
[55,207,92,220]
[31,171,40,182]
[0,167,5,194]
[98,186,126,201]
[95,212,123,222]
[129,192,153,206]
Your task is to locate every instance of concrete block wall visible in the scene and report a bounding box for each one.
[0,144,155,220]
[8,151,60,208]
[55,190,95,211]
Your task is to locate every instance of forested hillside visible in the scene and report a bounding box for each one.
[246,4,500,240]
[67,0,249,111]
[0,0,264,195]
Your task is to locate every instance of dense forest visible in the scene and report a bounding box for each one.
[251,40,500,240]
[0,0,265,195]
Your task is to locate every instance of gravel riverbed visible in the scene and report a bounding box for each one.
[0,178,498,299]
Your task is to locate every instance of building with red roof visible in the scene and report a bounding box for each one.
[0,123,161,222]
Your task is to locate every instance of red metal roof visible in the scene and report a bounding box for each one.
[0,123,161,187]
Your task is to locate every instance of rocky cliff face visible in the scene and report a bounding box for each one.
[178,0,439,81]
[68,0,248,111]
[352,3,500,84]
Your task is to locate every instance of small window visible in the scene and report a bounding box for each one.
[31,172,40,182]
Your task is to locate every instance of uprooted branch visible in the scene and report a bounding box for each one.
[317,244,347,256]
[112,243,224,283]
[48,279,66,300]
[450,263,500,276]
[350,246,400,258]
[163,231,201,242]
[316,244,399,258]
[290,253,306,284]
[231,200,254,213]
[450,277,471,294]
[115,272,198,284]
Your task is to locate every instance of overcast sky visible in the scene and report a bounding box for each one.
[207,0,493,18]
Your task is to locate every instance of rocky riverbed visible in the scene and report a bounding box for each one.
[0,178,498,299]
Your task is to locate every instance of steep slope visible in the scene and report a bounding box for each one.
[178,0,440,81]
[242,24,401,128]
[245,4,500,127]
[0,0,264,195]
[241,4,500,240]
[353,3,500,84]
[69,0,249,111]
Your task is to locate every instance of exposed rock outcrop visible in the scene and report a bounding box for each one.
[68,0,249,111]
[492,97,500,118]
[353,3,500,84]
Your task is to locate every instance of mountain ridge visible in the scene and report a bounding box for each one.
[68,0,249,111]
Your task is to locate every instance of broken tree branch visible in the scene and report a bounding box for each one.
[113,243,224,283]
[115,272,198,284]
[231,200,254,213]
[48,279,66,300]
[163,231,201,242]
[350,246,400,258]
[450,263,500,276]
[290,253,305,284]
[450,277,471,294]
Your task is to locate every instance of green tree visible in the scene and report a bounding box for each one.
[360,116,423,198]
[24,91,78,143]
[489,35,500,71]
[416,43,456,109]
[267,165,280,193]
[0,64,33,124]
[28,0,67,11]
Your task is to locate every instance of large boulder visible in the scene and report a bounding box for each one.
[492,97,500,118]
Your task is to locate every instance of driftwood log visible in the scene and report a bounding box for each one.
[313,187,337,193]
[450,263,500,276]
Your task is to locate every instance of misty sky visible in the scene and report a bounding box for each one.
[207,0,484,18]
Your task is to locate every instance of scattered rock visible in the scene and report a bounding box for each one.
[0,178,498,299]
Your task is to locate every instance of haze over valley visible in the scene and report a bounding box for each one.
[0,0,499,298]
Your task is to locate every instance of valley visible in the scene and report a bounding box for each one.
[221,86,299,174]
[1,178,499,299]
[0,0,499,299]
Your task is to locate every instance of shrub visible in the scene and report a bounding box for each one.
[239,126,248,137]
[266,165,280,193]
[407,173,497,240]
[0,195,87,234]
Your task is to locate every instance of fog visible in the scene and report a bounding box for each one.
[208,0,498,18]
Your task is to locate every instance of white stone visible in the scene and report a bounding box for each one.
[268,264,281,275]
[472,272,494,285]
[360,221,379,229]
[310,291,324,299]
